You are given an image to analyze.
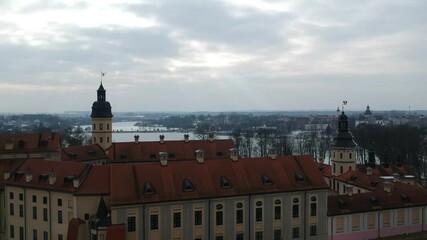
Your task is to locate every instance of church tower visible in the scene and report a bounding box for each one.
[331,111,358,176]
[91,82,113,150]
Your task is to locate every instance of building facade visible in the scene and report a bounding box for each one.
[91,83,113,150]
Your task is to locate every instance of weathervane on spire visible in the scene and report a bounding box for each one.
[100,70,106,84]
[342,100,348,112]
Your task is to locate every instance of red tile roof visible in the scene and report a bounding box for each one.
[61,144,107,162]
[66,218,85,240]
[75,165,110,195]
[0,133,60,153]
[318,163,332,177]
[106,224,126,240]
[107,139,235,163]
[110,155,329,206]
[0,158,26,189]
[328,183,427,216]
[4,159,89,192]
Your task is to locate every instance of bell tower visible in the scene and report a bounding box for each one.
[331,111,358,176]
[91,76,113,150]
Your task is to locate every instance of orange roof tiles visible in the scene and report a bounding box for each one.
[106,224,126,240]
[110,155,329,206]
[0,158,26,189]
[61,144,107,162]
[75,165,110,195]
[107,139,235,163]
[66,218,85,240]
[0,132,60,153]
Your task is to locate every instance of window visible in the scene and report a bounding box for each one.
[333,163,336,173]
[19,205,23,217]
[33,229,38,240]
[10,192,14,199]
[215,237,223,240]
[397,209,404,225]
[292,204,299,218]
[412,208,420,224]
[340,166,343,174]
[383,211,390,227]
[10,225,14,238]
[194,210,202,225]
[274,229,281,240]
[99,123,103,130]
[128,216,136,232]
[367,213,375,229]
[93,137,96,143]
[10,203,14,216]
[107,137,110,143]
[173,212,181,228]
[43,231,48,240]
[274,206,281,220]
[216,211,223,225]
[292,227,299,238]
[150,214,159,230]
[107,124,110,130]
[236,233,244,240]
[58,234,63,240]
[57,199,62,207]
[340,153,343,159]
[310,202,317,217]
[310,225,317,236]
[352,214,360,231]
[255,231,263,240]
[32,195,37,203]
[349,153,352,159]
[43,197,47,204]
[255,201,263,222]
[19,193,23,201]
[93,124,96,130]
[19,227,24,240]
[100,137,103,143]
[32,206,37,219]
[336,216,344,233]
[236,209,244,224]
[58,210,63,224]
[43,208,48,221]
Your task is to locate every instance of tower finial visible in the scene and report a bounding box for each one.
[342,100,347,112]
[100,70,106,85]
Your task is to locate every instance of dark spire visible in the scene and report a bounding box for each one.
[331,111,357,148]
[91,82,113,118]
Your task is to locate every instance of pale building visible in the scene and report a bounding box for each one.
[91,82,113,151]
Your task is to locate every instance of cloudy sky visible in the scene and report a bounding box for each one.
[0,0,426,113]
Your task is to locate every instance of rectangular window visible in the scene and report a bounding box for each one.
[310,225,317,236]
[107,124,110,130]
[194,210,202,225]
[57,198,62,207]
[336,216,344,233]
[43,231,48,240]
[100,137,103,143]
[19,227,24,240]
[274,206,281,220]
[255,207,262,222]
[100,123,103,130]
[127,216,136,232]
[173,212,182,228]
[19,193,23,201]
[43,208,48,221]
[58,210,63,224]
[10,192,14,199]
[93,124,96,130]
[383,211,390,227]
[292,204,299,218]
[58,234,63,240]
[19,205,23,217]
[10,203,14,216]
[32,206,37,219]
[412,208,419,224]
[93,137,96,143]
[215,237,223,240]
[236,209,244,224]
[397,209,405,225]
[274,229,281,240]
[255,231,263,240]
[150,214,158,230]
[107,137,110,143]
[352,214,360,231]
[216,211,223,225]
[33,229,38,240]
[10,225,14,238]
[236,233,244,240]
[43,197,47,204]
[367,213,375,229]
[292,227,299,238]
[32,195,37,203]
[310,202,317,216]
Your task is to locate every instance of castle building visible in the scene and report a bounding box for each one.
[91,82,113,150]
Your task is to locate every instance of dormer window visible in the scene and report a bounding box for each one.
[183,178,195,192]
[294,172,305,182]
[220,176,232,189]
[261,173,273,186]
[337,198,347,209]
[369,196,379,206]
[400,193,410,203]
[143,181,155,195]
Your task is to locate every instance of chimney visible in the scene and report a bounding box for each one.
[134,135,140,143]
[73,177,80,188]
[195,150,205,163]
[366,167,372,176]
[184,134,189,143]
[230,148,239,162]
[268,148,277,160]
[159,152,168,166]
[393,173,400,183]
[49,172,56,185]
[4,171,10,180]
[384,181,392,193]
[159,135,165,144]
[25,168,33,182]
[345,185,353,196]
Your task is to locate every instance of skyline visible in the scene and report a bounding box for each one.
[1,0,426,113]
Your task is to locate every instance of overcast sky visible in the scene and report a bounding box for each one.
[0,0,426,113]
